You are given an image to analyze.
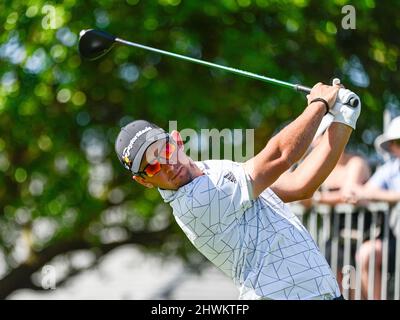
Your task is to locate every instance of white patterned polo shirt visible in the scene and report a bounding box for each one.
[158,160,340,300]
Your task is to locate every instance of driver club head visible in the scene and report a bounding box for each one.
[78,29,116,60]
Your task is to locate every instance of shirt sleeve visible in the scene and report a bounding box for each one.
[368,164,390,190]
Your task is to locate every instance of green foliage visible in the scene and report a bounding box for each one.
[0,0,399,295]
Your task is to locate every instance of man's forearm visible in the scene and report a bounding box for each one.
[272,101,326,165]
[372,191,400,203]
[314,190,345,205]
[364,186,400,203]
[291,122,352,197]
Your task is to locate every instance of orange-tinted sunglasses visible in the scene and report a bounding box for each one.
[133,139,176,178]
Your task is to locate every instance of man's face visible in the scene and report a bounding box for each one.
[132,132,197,190]
[389,140,400,158]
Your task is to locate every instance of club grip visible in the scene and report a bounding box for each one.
[295,84,312,94]
[296,84,359,108]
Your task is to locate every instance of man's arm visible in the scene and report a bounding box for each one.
[310,157,370,205]
[243,83,339,198]
[355,183,400,203]
[339,156,371,195]
[271,122,352,202]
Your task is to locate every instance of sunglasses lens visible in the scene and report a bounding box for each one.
[144,161,161,177]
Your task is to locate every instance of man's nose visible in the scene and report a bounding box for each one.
[163,163,177,175]
[164,163,172,172]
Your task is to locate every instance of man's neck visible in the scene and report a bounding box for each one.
[187,160,204,181]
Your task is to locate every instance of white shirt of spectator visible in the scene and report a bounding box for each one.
[369,157,400,191]
[369,157,400,237]
[158,160,340,300]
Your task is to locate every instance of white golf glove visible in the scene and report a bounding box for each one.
[330,78,361,129]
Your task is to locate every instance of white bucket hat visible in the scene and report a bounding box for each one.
[375,116,400,154]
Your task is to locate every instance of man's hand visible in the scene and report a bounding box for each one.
[306,82,340,109]
[340,189,359,204]
[330,79,362,129]
[350,186,372,206]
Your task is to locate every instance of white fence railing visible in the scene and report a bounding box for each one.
[290,202,400,300]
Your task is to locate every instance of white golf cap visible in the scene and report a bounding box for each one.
[375,116,400,154]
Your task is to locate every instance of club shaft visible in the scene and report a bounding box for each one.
[116,38,310,93]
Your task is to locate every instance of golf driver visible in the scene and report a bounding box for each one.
[78,29,359,107]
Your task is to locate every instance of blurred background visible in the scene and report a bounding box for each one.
[1,0,399,299]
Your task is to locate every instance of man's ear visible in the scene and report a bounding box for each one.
[132,175,154,188]
[171,130,184,150]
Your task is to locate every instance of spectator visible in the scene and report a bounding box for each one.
[298,123,371,298]
[354,116,400,299]
[312,149,370,205]
[291,115,371,298]
[317,148,371,299]
[297,115,370,207]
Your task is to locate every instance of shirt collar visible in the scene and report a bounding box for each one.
[158,161,207,203]
[158,188,177,203]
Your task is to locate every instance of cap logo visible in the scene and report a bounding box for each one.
[122,126,152,159]
[122,156,132,170]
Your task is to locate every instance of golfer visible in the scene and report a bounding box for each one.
[115,82,361,300]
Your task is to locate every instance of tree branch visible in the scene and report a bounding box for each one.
[0,227,172,299]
